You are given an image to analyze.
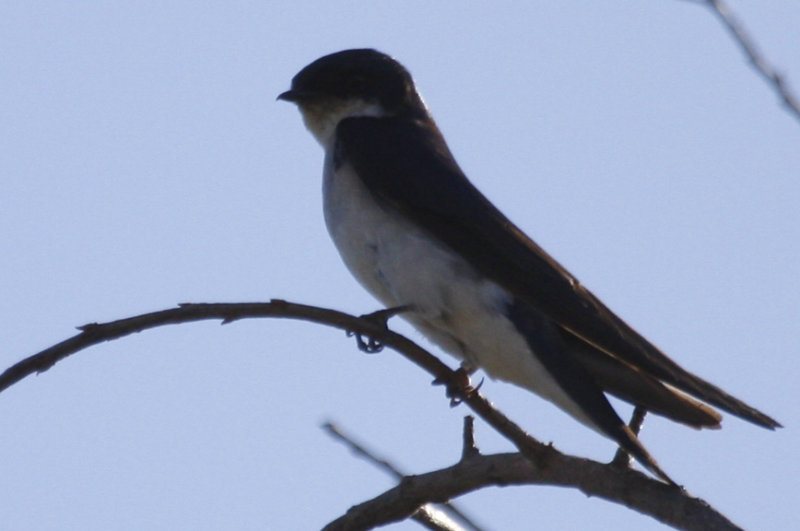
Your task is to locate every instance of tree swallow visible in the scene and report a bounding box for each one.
[278,49,780,483]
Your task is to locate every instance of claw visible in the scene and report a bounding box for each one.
[347,330,385,353]
[346,304,414,354]
[433,367,480,406]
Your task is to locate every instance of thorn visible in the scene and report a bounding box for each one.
[461,416,481,460]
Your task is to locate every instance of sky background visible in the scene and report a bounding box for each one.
[2,2,798,530]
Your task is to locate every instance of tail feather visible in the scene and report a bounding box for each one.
[566,336,723,429]
[507,300,676,483]
[656,361,781,429]
[560,326,781,429]
[611,422,676,486]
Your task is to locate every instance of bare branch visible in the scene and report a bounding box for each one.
[1,300,743,529]
[0,300,454,395]
[322,421,486,531]
[323,421,407,481]
[324,452,742,531]
[697,0,800,123]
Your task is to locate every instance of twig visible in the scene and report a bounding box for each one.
[323,421,406,481]
[322,421,486,531]
[411,506,464,531]
[699,0,800,123]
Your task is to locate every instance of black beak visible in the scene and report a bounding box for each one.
[277,89,298,102]
[277,88,322,103]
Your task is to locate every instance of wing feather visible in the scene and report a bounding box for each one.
[336,116,779,429]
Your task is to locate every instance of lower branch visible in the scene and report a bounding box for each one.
[324,452,741,531]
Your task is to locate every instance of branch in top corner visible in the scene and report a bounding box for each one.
[701,0,800,123]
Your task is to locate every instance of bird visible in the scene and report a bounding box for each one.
[278,48,780,483]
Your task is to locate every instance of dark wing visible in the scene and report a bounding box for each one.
[336,116,780,429]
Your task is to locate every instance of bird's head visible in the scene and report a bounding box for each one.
[278,49,427,146]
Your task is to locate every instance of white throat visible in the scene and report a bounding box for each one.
[299,99,387,149]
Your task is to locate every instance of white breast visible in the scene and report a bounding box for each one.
[321,154,595,429]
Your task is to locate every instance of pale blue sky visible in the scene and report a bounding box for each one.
[2,2,798,529]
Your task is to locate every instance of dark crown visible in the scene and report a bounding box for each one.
[285,49,424,115]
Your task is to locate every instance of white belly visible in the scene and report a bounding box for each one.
[322,156,594,427]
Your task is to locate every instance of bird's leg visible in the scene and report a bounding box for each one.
[611,405,649,468]
[433,363,484,406]
[347,304,414,353]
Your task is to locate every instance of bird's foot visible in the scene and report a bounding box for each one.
[346,304,414,354]
[349,332,384,354]
[433,367,484,406]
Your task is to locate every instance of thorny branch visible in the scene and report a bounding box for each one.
[1,300,742,530]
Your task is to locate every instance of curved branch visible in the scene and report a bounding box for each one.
[1,300,742,529]
[324,452,741,531]
[0,300,454,395]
